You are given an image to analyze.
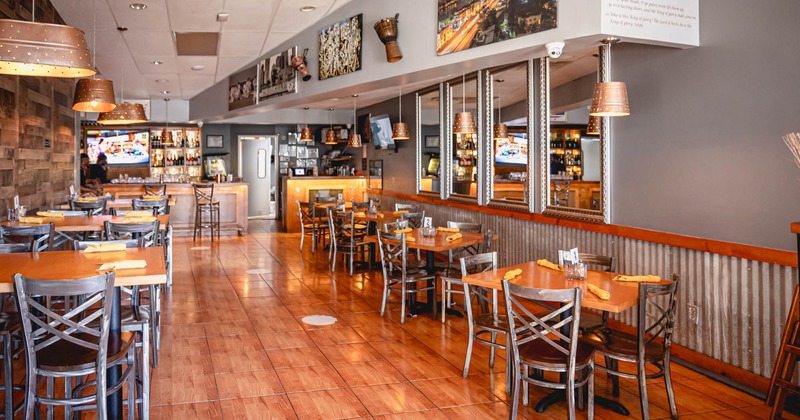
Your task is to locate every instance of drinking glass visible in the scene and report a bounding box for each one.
[6,208,17,222]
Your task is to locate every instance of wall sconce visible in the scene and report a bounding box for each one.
[374,14,402,63]
[291,48,312,81]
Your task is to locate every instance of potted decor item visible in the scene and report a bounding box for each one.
[374,14,402,63]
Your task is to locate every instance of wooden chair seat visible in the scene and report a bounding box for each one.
[518,339,595,368]
[37,331,135,373]
[0,312,20,335]
[197,199,220,206]
[582,329,667,362]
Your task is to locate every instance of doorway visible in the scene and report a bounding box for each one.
[239,135,278,219]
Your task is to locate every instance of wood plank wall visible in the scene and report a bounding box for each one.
[0,0,76,214]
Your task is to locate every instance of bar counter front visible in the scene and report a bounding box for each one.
[281,176,367,233]
[104,182,249,235]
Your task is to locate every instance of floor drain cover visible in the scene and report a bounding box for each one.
[190,246,210,251]
[246,268,272,275]
[301,315,337,326]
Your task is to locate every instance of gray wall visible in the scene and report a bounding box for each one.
[361,92,418,193]
[611,0,800,251]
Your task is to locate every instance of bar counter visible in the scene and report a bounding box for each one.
[281,176,367,233]
[103,182,249,235]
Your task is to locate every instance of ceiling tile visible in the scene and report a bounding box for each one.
[260,31,295,56]
[125,31,176,56]
[219,32,267,58]
[180,74,216,92]
[52,0,118,32]
[89,30,129,58]
[133,56,179,74]
[107,0,170,31]
[167,0,224,32]
[216,57,254,79]
[176,56,218,75]
[270,0,338,33]
[220,0,280,32]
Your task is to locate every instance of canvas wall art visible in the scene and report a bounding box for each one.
[318,14,363,80]
[258,47,298,101]
[228,65,258,110]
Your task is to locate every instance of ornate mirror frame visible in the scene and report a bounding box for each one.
[415,84,445,198]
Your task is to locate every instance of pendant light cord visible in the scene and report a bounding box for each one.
[398,87,402,124]
[32,0,36,22]
[92,0,97,78]
[462,73,466,113]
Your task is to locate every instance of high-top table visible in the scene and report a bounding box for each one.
[0,247,167,419]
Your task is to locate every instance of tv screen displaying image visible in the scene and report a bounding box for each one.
[370,114,395,150]
[494,132,528,166]
[86,130,150,165]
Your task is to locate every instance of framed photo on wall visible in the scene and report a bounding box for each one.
[207,135,224,148]
[425,135,439,148]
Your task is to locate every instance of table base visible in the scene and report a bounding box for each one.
[535,390,630,416]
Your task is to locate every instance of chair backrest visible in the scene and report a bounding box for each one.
[13,272,115,414]
[144,184,167,196]
[104,220,160,247]
[70,198,107,215]
[557,251,615,272]
[637,275,680,355]
[376,229,408,281]
[193,183,214,204]
[351,200,370,212]
[552,181,570,205]
[382,220,404,233]
[132,198,169,215]
[446,221,483,233]
[502,280,583,373]
[401,211,425,228]
[461,252,499,317]
[446,221,484,262]
[0,223,55,252]
[0,243,30,254]
[72,239,141,251]
[369,198,382,210]
[297,200,314,228]
[394,203,418,212]
[329,211,356,248]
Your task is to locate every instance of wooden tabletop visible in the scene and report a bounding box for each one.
[2,215,169,232]
[792,222,800,234]
[365,228,486,252]
[0,247,168,293]
[352,210,398,223]
[463,261,671,313]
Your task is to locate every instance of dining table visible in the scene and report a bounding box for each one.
[463,261,673,416]
[0,246,167,419]
[2,214,170,246]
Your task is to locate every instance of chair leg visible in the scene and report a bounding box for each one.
[566,370,576,420]
[489,332,496,368]
[3,337,12,420]
[193,207,199,241]
[505,336,512,395]
[664,354,678,419]
[380,281,389,316]
[140,325,151,420]
[463,321,474,378]
[64,376,72,420]
[128,353,136,420]
[637,359,650,420]
[441,280,447,323]
[609,358,620,397]
[45,377,54,420]
[400,282,407,325]
[588,361,595,420]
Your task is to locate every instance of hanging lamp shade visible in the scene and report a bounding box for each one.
[324,129,338,145]
[347,133,362,148]
[589,81,630,117]
[586,115,601,135]
[453,111,477,134]
[96,102,147,125]
[392,122,409,140]
[299,127,314,142]
[0,19,96,77]
[493,123,508,140]
[72,78,116,112]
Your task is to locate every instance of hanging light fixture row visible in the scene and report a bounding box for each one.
[453,73,477,135]
[73,0,116,112]
[392,87,409,140]
[347,96,362,148]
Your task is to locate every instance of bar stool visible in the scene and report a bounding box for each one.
[193,183,220,241]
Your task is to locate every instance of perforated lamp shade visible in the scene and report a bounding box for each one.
[589,82,630,117]
[96,102,147,125]
[72,78,116,112]
[493,123,508,140]
[299,127,314,142]
[0,19,96,78]
[347,133,362,148]
[586,115,601,135]
[324,129,338,145]
[453,111,477,134]
[392,122,409,140]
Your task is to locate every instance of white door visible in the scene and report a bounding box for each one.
[239,135,277,219]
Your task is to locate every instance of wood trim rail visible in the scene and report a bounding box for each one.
[377,190,797,268]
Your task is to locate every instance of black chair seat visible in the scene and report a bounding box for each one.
[581,328,666,362]
[38,331,135,373]
[0,312,21,335]
[519,339,595,368]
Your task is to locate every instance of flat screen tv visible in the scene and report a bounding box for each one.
[86,130,150,165]
[370,114,395,150]
[494,131,528,166]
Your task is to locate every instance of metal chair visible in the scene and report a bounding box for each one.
[552,181,571,206]
[69,198,107,215]
[557,251,615,332]
[502,280,595,420]
[193,183,220,241]
[582,276,680,419]
[13,272,139,419]
[144,184,167,196]
[133,198,170,215]
[0,243,29,254]
[329,211,370,276]
[439,222,485,322]
[394,203,418,212]
[297,201,328,253]
[0,223,55,253]
[376,230,437,324]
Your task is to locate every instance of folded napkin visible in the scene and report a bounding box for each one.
[504,268,523,280]
[613,275,661,283]
[37,211,64,218]
[97,260,147,271]
[405,236,416,243]
[84,242,127,253]
[123,216,157,224]
[142,195,164,201]
[587,284,610,300]
[125,211,153,218]
[377,213,385,219]
[394,228,413,234]
[393,210,409,215]
[18,216,43,224]
[445,233,463,242]
[76,197,99,202]
[437,227,460,233]
[536,259,563,271]
[353,212,367,218]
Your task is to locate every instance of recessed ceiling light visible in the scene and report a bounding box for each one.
[161,90,170,94]
[216,12,229,22]
[150,60,163,65]
[300,6,316,12]
[190,65,205,71]
[129,3,147,10]
[352,94,358,97]
[155,79,169,83]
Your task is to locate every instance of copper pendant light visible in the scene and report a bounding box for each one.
[453,73,476,134]
[493,95,508,140]
[392,87,409,140]
[97,102,147,125]
[324,108,338,145]
[347,96,362,148]
[72,0,116,112]
[0,19,95,78]
[589,38,630,117]
[586,115,601,135]
[299,107,314,142]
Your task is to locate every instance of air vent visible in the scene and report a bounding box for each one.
[175,32,219,56]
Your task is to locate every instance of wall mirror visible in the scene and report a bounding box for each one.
[488,62,530,209]
[448,73,479,201]
[416,85,441,195]
[541,46,610,223]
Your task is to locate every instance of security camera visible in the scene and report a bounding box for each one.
[545,41,565,59]
[197,121,204,128]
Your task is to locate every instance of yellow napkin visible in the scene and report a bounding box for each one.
[437,227,460,233]
[142,195,164,201]
[405,236,416,243]
[587,284,610,300]
[97,260,147,271]
[125,211,153,218]
[393,210,409,215]
[537,259,563,271]
[123,216,157,224]
[353,212,367,218]
[613,275,661,283]
[394,228,413,234]
[18,216,44,224]
[76,197,99,202]
[37,211,64,218]
[377,213,385,219]
[445,233,463,242]
[84,242,127,253]
[504,268,523,280]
